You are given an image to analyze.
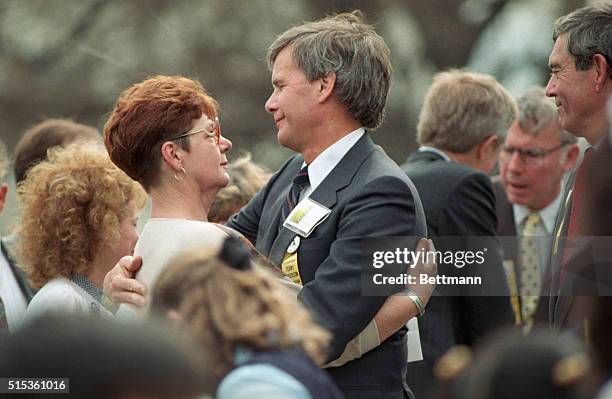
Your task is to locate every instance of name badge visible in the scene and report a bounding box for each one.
[283,197,331,238]
[281,252,303,286]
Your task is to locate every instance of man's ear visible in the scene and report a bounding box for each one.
[318,72,336,103]
[0,183,8,214]
[477,134,499,160]
[160,141,183,171]
[593,54,610,92]
[562,144,580,172]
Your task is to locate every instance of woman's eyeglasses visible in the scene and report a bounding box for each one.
[167,117,221,144]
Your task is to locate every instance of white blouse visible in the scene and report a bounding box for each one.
[24,277,112,323]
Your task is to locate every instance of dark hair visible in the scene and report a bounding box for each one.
[13,118,99,184]
[104,75,219,190]
[553,3,612,72]
[0,314,214,398]
[454,329,589,399]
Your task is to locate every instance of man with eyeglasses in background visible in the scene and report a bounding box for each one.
[493,87,579,333]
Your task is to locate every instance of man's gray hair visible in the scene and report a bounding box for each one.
[417,70,517,152]
[516,86,577,143]
[553,3,612,72]
[267,10,392,129]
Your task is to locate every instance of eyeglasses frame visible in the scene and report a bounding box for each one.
[167,116,221,144]
[500,141,571,167]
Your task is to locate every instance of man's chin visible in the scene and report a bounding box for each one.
[277,132,299,152]
[221,174,231,187]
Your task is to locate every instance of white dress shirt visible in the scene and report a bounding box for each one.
[25,277,113,323]
[300,127,365,199]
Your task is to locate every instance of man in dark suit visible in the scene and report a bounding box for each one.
[225,12,426,399]
[103,11,427,399]
[544,4,612,333]
[0,139,34,333]
[401,70,515,399]
[493,87,578,332]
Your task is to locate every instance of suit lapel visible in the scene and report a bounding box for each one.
[1,238,35,303]
[268,134,376,266]
[549,169,578,325]
[550,200,570,325]
[492,180,517,237]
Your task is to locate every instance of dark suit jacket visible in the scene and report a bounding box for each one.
[1,236,35,332]
[400,150,513,399]
[549,142,612,333]
[1,237,34,302]
[227,134,427,399]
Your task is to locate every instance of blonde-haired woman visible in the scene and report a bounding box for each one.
[152,236,344,399]
[19,142,146,320]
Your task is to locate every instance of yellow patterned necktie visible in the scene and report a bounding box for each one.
[520,212,542,332]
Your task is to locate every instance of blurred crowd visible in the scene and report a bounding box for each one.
[0,4,611,399]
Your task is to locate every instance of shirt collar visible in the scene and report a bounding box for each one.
[418,146,452,162]
[512,192,563,234]
[305,127,365,192]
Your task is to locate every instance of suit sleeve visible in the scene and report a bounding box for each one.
[298,175,421,361]
[225,184,266,245]
[226,156,299,244]
[436,172,514,344]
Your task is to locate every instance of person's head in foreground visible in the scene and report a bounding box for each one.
[17,142,146,290]
[434,328,590,399]
[151,236,330,384]
[104,75,232,219]
[1,314,214,399]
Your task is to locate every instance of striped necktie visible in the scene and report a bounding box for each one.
[280,166,310,227]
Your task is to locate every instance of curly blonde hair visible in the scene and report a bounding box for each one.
[151,246,330,379]
[17,142,146,289]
